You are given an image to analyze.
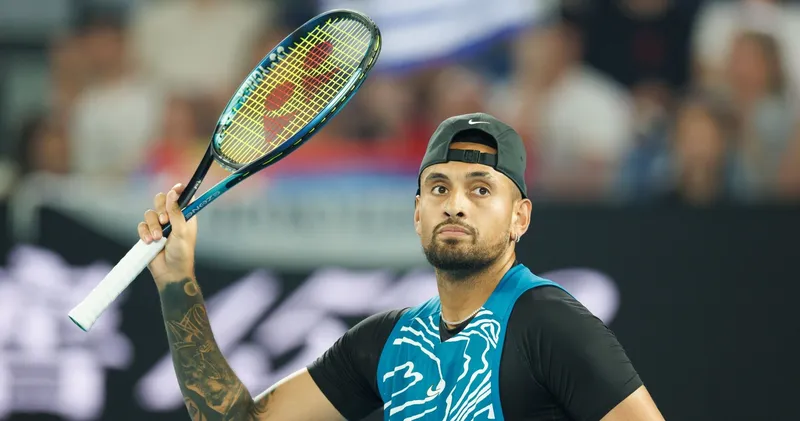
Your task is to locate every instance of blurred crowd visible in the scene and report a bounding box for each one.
[2,0,800,206]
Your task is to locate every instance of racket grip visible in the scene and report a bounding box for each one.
[68,238,166,331]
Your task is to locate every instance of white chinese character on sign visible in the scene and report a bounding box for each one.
[0,246,133,420]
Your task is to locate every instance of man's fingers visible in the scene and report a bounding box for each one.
[165,186,187,235]
[139,183,191,257]
[144,209,162,240]
[154,192,167,224]
[173,182,188,195]
[155,183,184,224]
[138,222,153,244]
[171,183,189,207]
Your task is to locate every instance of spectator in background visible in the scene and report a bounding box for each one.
[692,0,800,92]
[615,81,675,201]
[5,32,87,180]
[491,20,634,201]
[725,31,795,202]
[563,0,700,202]
[140,96,203,178]
[777,126,800,199]
[14,114,70,176]
[428,66,489,127]
[48,34,91,123]
[660,92,735,206]
[355,74,418,144]
[128,0,271,102]
[68,9,165,177]
[567,0,701,94]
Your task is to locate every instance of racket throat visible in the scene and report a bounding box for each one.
[178,146,216,208]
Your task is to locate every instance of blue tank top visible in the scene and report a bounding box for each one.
[376,264,569,421]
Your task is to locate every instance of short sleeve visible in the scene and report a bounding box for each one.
[516,286,643,421]
[307,309,406,420]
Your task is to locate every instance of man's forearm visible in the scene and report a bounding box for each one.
[159,277,265,420]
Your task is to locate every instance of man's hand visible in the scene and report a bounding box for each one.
[138,183,198,287]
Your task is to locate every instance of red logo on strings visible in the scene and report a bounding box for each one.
[262,40,341,143]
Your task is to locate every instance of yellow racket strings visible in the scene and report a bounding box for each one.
[219,18,373,165]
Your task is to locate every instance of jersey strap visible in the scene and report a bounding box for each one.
[376,264,569,420]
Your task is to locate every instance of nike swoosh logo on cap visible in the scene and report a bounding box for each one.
[468,119,490,125]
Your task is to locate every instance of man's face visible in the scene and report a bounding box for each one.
[414,142,531,274]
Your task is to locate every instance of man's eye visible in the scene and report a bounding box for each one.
[432,186,448,195]
[474,187,490,196]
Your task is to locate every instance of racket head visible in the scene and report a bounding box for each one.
[209,9,382,173]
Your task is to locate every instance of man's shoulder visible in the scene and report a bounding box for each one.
[517,283,576,304]
[363,307,409,325]
[348,307,409,338]
[509,284,597,329]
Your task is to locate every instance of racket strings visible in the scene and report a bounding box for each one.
[316,26,370,58]
[218,18,373,165]
[222,19,369,161]
[260,20,369,102]
[239,19,369,151]
[247,44,347,126]
[250,34,349,108]
[230,22,367,147]
[223,52,350,160]
[243,42,353,144]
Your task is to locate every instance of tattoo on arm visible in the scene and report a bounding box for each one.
[160,278,269,420]
[252,390,274,417]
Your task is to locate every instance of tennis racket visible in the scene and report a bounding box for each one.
[68,9,382,331]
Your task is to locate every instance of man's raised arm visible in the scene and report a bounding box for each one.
[141,184,344,420]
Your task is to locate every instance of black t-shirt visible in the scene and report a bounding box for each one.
[308,286,642,421]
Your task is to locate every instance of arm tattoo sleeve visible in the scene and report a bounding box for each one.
[160,277,269,420]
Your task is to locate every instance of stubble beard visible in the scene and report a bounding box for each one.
[423,231,508,278]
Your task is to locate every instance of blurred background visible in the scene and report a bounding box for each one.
[0,0,797,420]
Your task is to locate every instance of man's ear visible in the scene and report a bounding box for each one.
[414,195,421,236]
[511,198,532,242]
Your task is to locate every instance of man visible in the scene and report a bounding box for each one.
[139,113,665,420]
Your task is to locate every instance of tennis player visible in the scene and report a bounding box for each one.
[140,112,665,420]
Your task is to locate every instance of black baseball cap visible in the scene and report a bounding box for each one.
[416,112,528,198]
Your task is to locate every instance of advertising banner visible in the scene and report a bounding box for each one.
[0,204,796,420]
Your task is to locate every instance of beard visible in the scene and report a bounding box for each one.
[422,226,508,275]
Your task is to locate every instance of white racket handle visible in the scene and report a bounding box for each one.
[68,237,166,331]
